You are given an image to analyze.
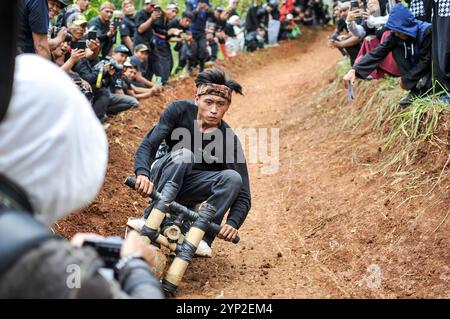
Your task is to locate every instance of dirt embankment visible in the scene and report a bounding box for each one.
[55,28,449,298]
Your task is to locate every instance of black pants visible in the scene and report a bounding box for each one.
[191,32,207,72]
[92,88,110,121]
[154,41,173,85]
[144,149,243,246]
[432,1,450,93]
[144,50,157,82]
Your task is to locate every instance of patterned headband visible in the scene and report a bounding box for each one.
[196,83,232,102]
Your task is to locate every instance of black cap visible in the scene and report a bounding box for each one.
[182,11,194,20]
[58,0,70,7]
[113,44,131,55]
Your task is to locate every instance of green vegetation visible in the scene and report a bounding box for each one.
[327,58,449,174]
[81,0,255,20]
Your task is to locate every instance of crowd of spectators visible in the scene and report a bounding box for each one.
[19,0,330,126]
[330,0,450,107]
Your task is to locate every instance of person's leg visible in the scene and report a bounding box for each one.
[175,169,243,246]
[432,1,450,97]
[107,94,139,115]
[190,36,200,70]
[144,148,195,218]
[197,33,207,72]
[93,88,110,121]
[145,50,157,81]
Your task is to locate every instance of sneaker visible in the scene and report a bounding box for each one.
[195,240,212,257]
[399,92,417,108]
[440,93,450,104]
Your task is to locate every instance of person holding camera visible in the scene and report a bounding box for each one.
[134,0,161,81]
[121,0,137,52]
[328,1,362,65]
[343,4,432,107]
[151,4,178,86]
[186,0,214,73]
[0,50,164,298]
[168,11,193,73]
[56,0,90,27]
[89,2,118,58]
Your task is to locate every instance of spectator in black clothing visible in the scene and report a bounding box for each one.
[344,4,433,106]
[19,0,51,59]
[134,0,161,81]
[152,4,179,86]
[169,11,193,73]
[431,0,450,102]
[186,0,214,72]
[405,0,432,22]
[245,1,264,33]
[133,68,251,251]
[209,7,228,58]
[121,0,137,51]
[130,44,160,90]
[328,2,361,65]
[89,2,117,58]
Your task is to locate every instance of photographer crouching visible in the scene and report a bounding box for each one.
[0,2,164,298]
[56,12,138,122]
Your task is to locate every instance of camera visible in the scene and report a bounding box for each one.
[50,26,73,42]
[350,0,360,10]
[113,17,121,29]
[87,30,97,40]
[93,56,123,74]
[72,40,87,50]
[83,236,123,268]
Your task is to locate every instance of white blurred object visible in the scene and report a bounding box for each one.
[195,240,212,257]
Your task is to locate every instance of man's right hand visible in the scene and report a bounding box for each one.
[121,231,158,268]
[151,10,162,20]
[343,69,356,88]
[135,175,153,197]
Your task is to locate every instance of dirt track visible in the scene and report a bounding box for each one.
[56,29,450,298]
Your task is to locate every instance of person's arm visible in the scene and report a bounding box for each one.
[137,11,161,34]
[347,20,366,39]
[225,137,251,230]
[352,32,395,79]
[402,27,432,90]
[48,27,68,50]
[123,36,134,51]
[331,34,360,48]
[134,102,180,178]
[60,49,85,72]
[32,32,51,59]
[135,71,155,88]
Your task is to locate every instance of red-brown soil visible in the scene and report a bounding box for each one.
[54,28,450,298]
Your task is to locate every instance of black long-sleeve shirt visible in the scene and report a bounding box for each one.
[134,100,251,229]
[353,28,432,91]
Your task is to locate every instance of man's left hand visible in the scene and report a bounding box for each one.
[218,224,238,242]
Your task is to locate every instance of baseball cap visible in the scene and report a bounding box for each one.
[144,0,157,4]
[57,0,70,8]
[134,44,150,52]
[123,58,133,68]
[114,44,131,55]
[166,4,179,11]
[67,13,88,26]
